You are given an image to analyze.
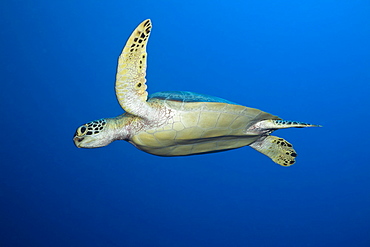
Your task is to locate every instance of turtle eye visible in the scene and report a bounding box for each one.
[75,126,88,136]
[80,126,86,134]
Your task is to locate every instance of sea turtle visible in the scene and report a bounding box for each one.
[73,19,320,166]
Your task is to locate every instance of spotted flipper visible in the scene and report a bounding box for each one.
[271,120,321,128]
[250,136,297,166]
[115,19,154,119]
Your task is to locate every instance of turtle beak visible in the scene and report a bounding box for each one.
[73,136,84,148]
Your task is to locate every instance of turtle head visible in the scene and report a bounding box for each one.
[73,118,114,148]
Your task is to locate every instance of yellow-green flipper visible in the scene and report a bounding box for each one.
[115,19,154,120]
[73,20,321,167]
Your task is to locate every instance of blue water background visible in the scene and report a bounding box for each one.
[1,1,370,246]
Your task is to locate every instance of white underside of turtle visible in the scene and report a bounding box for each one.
[73,19,320,167]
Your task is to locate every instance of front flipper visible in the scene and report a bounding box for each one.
[250,135,297,166]
[115,19,154,119]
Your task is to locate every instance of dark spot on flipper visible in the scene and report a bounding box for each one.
[137,83,142,88]
[291,152,297,157]
[134,38,138,42]
[140,33,146,39]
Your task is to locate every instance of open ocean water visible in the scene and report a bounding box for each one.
[1,1,370,246]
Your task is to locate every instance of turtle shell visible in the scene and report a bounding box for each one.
[130,91,280,156]
[148,91,238,104]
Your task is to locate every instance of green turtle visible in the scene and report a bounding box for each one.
[73,19,320,166]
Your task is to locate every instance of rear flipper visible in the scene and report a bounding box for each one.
[250,135,297,167]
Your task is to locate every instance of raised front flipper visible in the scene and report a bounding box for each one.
[115,19,154,119]
[250,135,297,166]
